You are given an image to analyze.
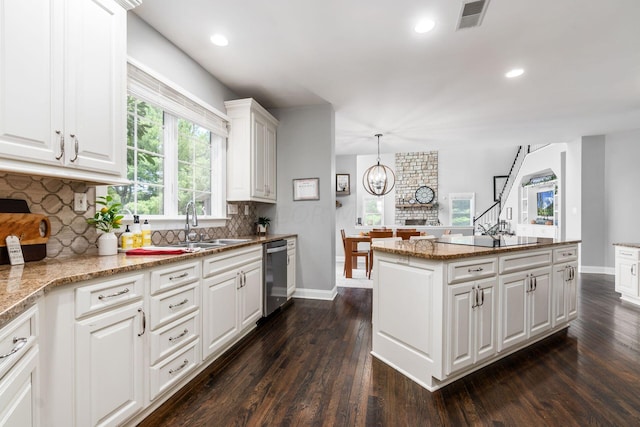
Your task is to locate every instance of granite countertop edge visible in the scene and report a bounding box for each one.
[372,239,582,260]
[0,234,296,328]
[613,243,640,249]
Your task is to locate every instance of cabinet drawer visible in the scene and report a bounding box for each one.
[202,245,262,278]
[616,246,640,260]
[150,283,200,330]
[287,238,296,250]
[500,250,552,274]
[150,261,200,295]
[75,273,145,318]
[0,305,37,380]
[447,257,497,284]
[149,311,199,365]
[149,339,200,401]
[554,246,578,263]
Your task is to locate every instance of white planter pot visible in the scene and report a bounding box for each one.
[98,231,118,256]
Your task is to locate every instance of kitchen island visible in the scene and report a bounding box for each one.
[371,235,579,391]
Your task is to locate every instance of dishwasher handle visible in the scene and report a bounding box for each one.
[266,246,288,254]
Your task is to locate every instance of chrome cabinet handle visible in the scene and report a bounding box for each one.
[169,299,188,309]
[168,329,189,342]
[169,272,189,281]
[69,133,79,162]
[237,272,242,289]
[480,288,485,306]
[526,274,533,292]
[54,130,64,160]
[137,308,146,336]
[533,276,537,291]
[468,267,484,272]
[632,265,636,276]
[0,337,27,359]
[287,255,290,266]
[169,359,189,375]
[98,288,130,300]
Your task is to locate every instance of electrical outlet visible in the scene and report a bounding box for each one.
[244,205,249,215]
[74,193,87,212]
[227,204,238,215]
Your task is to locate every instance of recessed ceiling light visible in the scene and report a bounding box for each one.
[505,68,525,78]
[210,34,229,47]
[415,19,436,34]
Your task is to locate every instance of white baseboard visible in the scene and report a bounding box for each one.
[293,286,338,301]
[580,265,615,275]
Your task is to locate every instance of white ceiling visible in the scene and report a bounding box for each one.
[133,0,640,155]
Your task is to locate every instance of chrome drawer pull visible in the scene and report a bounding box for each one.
[169,359,189,375]
[138,308,146,337]
[169,272,189,281]
[169,299,188,309]
[98,288,130,300]
[0,337,27,359]
[169,329,189,342]
[468,267,484,272]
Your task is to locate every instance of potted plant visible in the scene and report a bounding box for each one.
[256,217,270,235]
[87,195,123,255]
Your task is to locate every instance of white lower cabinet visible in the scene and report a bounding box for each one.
[75,301,145,427]
[202,246,263,360]
[446,277,497,375]
[499,266,552,351]
[0,305,39,427]
[286,238,297,298]
[615,246,640,305]
[553,261,578,326]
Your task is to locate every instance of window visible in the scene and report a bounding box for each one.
[449,193,475,226]
[363,196,384,226]
[109,62,228,220]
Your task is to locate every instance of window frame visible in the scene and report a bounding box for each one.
[448,192,475,227]
[362,196,384,226]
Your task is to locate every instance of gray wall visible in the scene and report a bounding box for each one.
[581,136,606,269]
[259,105,337,299]
[128,13,237,111]
[604,129,640,268]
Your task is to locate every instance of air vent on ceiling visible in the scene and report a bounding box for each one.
[457,0,490,30]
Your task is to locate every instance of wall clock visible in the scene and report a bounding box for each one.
[415,186,435,204]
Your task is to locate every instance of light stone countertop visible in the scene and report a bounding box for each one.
[613,243,640,249]
[372,237,581,260]
[0,234,295,328]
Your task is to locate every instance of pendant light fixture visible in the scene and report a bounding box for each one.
[363,133,395,196]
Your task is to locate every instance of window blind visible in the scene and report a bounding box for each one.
[127,62,229,138]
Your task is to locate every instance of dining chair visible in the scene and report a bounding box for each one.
[341,229,369,276]
[396,229,421,240]
[368,236,402,278]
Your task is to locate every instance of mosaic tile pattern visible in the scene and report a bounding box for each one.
[0,172,259,259]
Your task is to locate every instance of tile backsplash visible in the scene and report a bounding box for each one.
[0,172,258,259]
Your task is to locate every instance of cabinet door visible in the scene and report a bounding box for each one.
[552,265,569,326]
[528,267,552,338]
[0,347,39,427]
[64,0,126,175]
[0,0,64,165]
[264,122,277,200]
[499,272,527,351]
[202,271,239,360]
[75,302,144,427]
[475,281,497,364]
[240,260,263,330]
[287,248,296,299]
[615,257,638,296]
[566,263,578,321]
[446,282,474,375]
[251,113,267,198]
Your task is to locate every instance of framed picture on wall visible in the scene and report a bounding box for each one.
[336,174,350,195]
[293,178,320,201]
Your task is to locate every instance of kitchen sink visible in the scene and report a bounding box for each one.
[170,238,251,250]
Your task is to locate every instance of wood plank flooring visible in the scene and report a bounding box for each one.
[139,273,640,426]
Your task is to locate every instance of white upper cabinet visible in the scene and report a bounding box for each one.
[225,98,278,203]
[0,0,127,184]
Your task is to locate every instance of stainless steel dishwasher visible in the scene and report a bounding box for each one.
[263,240,288,316]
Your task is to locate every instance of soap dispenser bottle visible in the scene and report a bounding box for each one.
[121,225,134,250]
[141,219,152,247]
[131,215,142,248]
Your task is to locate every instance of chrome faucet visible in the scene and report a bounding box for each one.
[184,201,199,242]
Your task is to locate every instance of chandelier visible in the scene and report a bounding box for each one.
[363,133,395,196]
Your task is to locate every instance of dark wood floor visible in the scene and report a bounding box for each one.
[140,273,640,426]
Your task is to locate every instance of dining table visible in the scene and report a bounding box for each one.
[343,234,371,278]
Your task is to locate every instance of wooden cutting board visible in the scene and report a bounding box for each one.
[0,213,51,246]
